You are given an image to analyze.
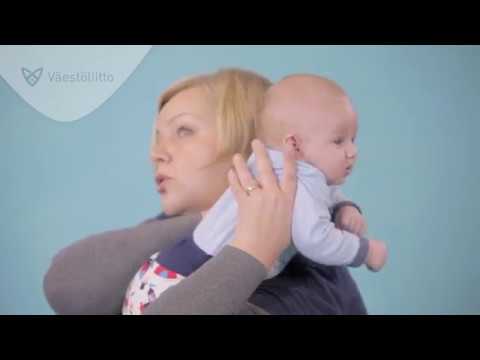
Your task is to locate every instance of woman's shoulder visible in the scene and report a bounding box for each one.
[138,213,202,241]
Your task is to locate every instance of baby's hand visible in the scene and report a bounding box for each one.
[366,239,388,272]
[334,205,368,237]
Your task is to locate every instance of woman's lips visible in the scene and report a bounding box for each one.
[155,175,171,194]
[156,178,172,193]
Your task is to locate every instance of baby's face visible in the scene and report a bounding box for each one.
[262,74,359,186]
[300,101,358,185]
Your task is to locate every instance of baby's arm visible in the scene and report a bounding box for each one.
[292,182,386,270]
[329,187,367,235]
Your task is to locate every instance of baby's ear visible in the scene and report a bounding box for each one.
[284,134,303,158]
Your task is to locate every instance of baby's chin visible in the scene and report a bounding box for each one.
[328,177,346,186]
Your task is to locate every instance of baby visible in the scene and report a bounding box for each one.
[192,74,388,277]
[123,74,387,313]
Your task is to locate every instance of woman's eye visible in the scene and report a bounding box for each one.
[176,126,193,137]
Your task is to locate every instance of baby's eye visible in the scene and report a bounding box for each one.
[176,126,193,137]
[333,138,344,145]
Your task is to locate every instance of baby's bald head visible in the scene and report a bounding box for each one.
[257,74,356,148]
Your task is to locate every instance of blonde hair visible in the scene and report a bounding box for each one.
[157,68,272,160]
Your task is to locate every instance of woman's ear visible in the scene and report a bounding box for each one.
[284,134,304,160]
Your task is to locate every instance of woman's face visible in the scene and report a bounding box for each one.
[150,86,232,216]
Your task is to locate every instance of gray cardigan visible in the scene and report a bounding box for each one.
[43,213,269,314]
[44,206,367,315]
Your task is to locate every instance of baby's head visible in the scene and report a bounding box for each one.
[257,74,358,185]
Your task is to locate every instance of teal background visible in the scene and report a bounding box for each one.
[1,45,479,314]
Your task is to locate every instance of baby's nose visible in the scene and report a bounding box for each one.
[346,143,358,158]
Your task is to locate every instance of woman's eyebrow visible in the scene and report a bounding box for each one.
[165,112,189,126]
[165,112,201,126]
[155,112,205,134]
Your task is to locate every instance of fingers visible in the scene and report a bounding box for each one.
[350,218,367,236]
[358,223,368,237]
[335,212,342,228]
[280,139,297,197]
[348,219,361,235]
[230,139,297,205]
[232,153,259,190]
[348,219,357,233]
[228,168,246,202]
[251,139,277,189]
[336,213,367,237]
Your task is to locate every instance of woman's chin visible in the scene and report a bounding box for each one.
[161,205,179,217]
[161,199,188,217]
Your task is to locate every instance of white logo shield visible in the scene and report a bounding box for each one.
[0,45,152,122]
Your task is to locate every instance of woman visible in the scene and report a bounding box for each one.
[43,68,367,315]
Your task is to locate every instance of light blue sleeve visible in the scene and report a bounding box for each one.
[193,187,238,256]
[291,181,369,267]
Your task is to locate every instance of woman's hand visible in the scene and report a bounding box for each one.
[228,139,297,271]
[335,206,368,237]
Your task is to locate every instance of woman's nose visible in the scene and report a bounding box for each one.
[150,145,172,164]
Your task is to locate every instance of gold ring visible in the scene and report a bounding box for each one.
[245,185,258,196]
